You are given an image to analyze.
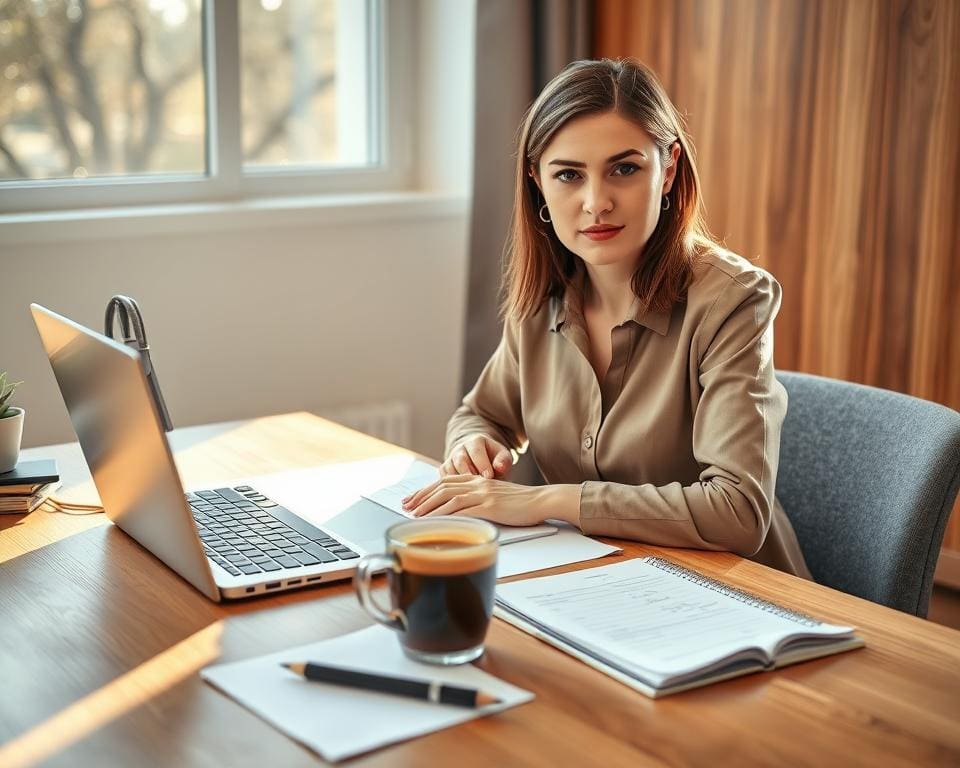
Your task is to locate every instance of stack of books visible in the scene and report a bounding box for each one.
[0,459,60,515]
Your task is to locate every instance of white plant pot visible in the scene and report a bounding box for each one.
[0,407,24,474]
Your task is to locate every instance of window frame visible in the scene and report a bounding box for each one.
[0,0,415,213]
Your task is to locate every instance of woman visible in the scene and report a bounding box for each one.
[403,58,811,578]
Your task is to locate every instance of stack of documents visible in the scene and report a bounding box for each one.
[495,557,864,697]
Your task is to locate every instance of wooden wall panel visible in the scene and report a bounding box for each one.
[595,0,960,572]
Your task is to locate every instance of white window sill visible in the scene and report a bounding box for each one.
[0,191,469,246]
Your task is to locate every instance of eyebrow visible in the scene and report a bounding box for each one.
[547,149,647,168]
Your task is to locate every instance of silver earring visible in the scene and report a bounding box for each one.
[661,196,671,211]
[539,204,551,223]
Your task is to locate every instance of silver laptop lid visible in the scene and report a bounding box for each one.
[31,304,220,601]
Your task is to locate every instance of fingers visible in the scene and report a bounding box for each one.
[491,445,513,477]
[402,474,472,512]
[452,447,480,476]
[463,436,509,479]
[421,492,479,518]
[439,442,480,478]
[465,439,497,479]
[411,483,478,517]
[455,436,494,478]
[441,436,510,480]
[402,479,439,511]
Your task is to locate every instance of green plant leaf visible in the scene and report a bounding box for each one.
[0,373,22,412]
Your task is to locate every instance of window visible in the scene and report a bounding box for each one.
[0,0,412,212]
[241,0,375,170]
[0,0,206,181]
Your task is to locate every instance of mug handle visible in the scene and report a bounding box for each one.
[353,554,405,631]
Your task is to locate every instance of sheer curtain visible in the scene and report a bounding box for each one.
[460,1,593,482]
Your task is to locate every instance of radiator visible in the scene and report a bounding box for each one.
[319,400,413,447]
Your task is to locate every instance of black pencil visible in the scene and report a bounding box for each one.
[281,662,502,708]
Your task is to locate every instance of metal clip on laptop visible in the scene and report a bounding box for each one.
[104,295,173,432]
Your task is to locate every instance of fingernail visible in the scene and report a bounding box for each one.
[483,470,492,478]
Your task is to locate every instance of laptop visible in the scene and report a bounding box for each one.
[31,304,409,601]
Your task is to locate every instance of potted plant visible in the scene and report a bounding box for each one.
[0,372,24,473]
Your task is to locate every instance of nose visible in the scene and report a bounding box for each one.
[582,178,613,216]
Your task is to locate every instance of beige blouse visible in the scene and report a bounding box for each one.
[446,248,812,579]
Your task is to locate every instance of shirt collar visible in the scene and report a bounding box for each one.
[625,295,672,336]
[548,268,673,337]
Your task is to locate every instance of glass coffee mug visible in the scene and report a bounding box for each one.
[354,517,499,665]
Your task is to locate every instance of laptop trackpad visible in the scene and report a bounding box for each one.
[324,498,404,553]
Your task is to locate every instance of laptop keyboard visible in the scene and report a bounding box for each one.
[186,485,359,577]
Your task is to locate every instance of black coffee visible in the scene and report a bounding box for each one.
[390,533,497,654]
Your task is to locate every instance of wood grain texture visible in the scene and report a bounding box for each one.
[1,413,959,766]
[595,0,960,559]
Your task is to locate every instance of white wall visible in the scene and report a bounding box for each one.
[0,0,477,459]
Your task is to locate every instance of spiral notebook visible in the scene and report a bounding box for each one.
[494,557,864,698]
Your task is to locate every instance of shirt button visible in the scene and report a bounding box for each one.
[583,435,593,449]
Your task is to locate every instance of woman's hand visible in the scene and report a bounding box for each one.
[441,435,513,479]
[401,476,582,528]
[402,475,544,526]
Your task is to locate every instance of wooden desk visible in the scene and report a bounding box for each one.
[1,412,958,767]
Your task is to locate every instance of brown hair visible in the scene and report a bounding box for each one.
[502,58,715,321]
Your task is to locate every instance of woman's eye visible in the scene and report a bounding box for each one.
[612,162,639,177]
[553,169,580,183]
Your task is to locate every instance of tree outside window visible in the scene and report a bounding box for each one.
[0,0,350,183]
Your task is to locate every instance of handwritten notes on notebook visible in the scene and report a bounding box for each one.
[495,557,863,697]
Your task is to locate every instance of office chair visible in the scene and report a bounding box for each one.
[774,371,960,617]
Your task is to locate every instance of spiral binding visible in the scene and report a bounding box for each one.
[645,557,820,628]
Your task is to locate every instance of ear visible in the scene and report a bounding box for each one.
[661,142,681,196]
[528,164,543,194]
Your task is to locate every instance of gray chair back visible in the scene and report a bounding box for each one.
[775,371,960,617]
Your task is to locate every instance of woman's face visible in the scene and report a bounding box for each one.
[534,111,679,272]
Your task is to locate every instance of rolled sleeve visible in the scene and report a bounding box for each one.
[579,270,787,557]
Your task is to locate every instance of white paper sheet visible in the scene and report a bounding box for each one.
[202,625,534,763]
[360,459,559,544]
[496,526,621,578]
[223,455,422,526]
[361,458,440,512]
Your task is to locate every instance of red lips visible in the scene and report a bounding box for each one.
[580,224,624,241]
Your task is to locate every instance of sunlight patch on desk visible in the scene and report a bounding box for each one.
[0,622,224,768]
[236,453,420,526]
[1,413,415,565]
[169,412,411,491]
[0,498,104,566]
